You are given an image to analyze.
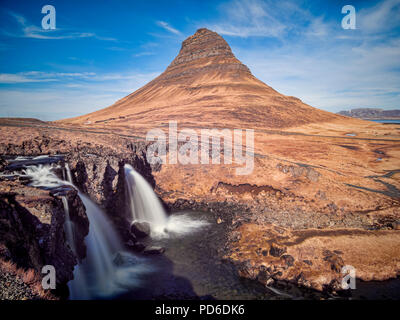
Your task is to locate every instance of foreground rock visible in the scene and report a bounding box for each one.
[0,179,89,296]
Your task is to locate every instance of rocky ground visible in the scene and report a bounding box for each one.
[0,258,57,300]
[1,117,399,297]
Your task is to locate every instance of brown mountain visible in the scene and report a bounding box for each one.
[62,28,342,129]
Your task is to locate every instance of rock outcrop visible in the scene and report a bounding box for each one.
[0,179,89,286]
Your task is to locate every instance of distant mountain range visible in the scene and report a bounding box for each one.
[338,108,400,119]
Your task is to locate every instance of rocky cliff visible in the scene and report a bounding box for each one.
[0,179,89,291]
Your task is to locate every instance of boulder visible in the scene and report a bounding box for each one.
[130,221,151,238]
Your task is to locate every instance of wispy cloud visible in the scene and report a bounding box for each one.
[156,21,182,35]
[0,70,161,119]
[358,0,400,33]
[207,0,318,38]
[0,71,96,84]
[213,0,400,111]
[3,11,117,41]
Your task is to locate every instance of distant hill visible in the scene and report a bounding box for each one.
[338,108,400,119]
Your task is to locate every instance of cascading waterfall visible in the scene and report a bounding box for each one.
[72,193,123,298]
[62,196,77,256]
[16,162,151,299]
[124,164,168,234]
[124,164,209,237]
[65,163,73,183]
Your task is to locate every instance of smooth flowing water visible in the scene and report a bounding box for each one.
[124,164,209,238]
[15,162,152,299]
[124,164,168,232]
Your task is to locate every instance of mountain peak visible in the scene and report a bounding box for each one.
[62,28,340,129]
[168,28,235,69]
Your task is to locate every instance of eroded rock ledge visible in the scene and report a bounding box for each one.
[0,179,89,295]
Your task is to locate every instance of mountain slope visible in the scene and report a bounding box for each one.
[61,28,343,129]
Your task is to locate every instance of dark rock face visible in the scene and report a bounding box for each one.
[0,180,89,285]
[64,143,155,242]
[143,246,165,255]
[131,221,151,239]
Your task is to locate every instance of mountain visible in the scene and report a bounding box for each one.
[61,28,343,130]
[338,108,400,119]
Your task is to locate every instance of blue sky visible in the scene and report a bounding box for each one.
[0,0,399,120]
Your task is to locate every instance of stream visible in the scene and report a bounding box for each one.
[116,210,275,300]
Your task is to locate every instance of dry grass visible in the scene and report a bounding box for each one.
[0,258,57,300]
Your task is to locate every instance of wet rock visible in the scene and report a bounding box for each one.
[143,246,165,255]
[126,241,146,252]
[113,252,124,266]
[131,221,151,238]
[269,243,287,257]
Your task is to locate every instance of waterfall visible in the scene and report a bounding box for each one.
[124,164,168,234]
[65,163,73,183]
[18,162,151,299]
[62,196,77,256]
[124,164,209,237]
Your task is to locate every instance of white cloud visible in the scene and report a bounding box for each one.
[156,21,182,35]
[0,72,96,84]
[358,0,400,33]
[207,0,321,38]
